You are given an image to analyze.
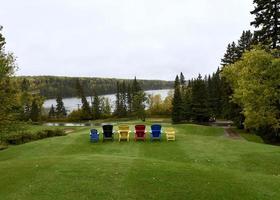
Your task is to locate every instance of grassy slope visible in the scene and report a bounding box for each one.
[0,121,280,200]
[233,128,264,144]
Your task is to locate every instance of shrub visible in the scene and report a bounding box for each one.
[36,130,48,139]
[4,128,66,146]
[0,144,8,151]
[67,110,84,122]
[53,129,67,136]
[6,134,23,145]
[21,132,33,143]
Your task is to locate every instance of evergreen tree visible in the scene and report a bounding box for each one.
[207,69,223,118]
[127,84,132,114]
[132,76,141,95]
[92,92,101,120]
[251,0,280,49]
[191,74,210,122]
[101,97,111,117]
[237,30,253,57]
[114,82,121,116]
[30,100,40,122]
[120,81,127,116]
[48,104,56,118]
[19,79,32,121]
[221,42,239,66]
[55,95,67,117]
[180,72,186,85]
[81,95,91,119]
[76,80,91,119]
[182,86,192,120]
[172,75,183,123]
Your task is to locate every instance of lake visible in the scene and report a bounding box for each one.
[43,89,172,112]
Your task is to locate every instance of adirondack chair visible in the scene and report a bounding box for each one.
[102,124,114,141]
[150,124,162,141]
[90,129,99,142]
[118,125,130,142]
[134,125,146,141]
[165,127,176,141]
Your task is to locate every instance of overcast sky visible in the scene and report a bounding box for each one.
[1,0,254,80]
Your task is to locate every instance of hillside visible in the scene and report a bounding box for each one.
[15,76,173,99]
[0,120,280,200]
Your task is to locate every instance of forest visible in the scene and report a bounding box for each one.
[15,76,173,99]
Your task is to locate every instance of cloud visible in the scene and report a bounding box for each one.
[1,0,254,80]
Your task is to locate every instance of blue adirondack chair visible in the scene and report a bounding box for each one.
[90,129,99,142]
[150,124,162,141]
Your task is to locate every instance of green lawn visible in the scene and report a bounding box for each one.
[0,120,280,200]
[233,128,264,144]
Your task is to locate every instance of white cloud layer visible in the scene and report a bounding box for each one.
[1,0,254,80]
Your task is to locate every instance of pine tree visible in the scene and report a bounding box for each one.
[237,30,253,57]
[207,69,223,118]
[48,104,55,118]
[172,75,183,123]
[191,74,210,122]
[180,72,186,85]
[92,92,101,120]
[251,0,280,49]
[221,42,239,66]
[133,91,146,121]
[132,76,141,95]
[55,95,67,118]
[101,97,111,116]
[76,80,91,119]
[114,81,121,116]
[120,81,127,116]
[182,86,192,120]
[127,84,132,114]
[30,100,40,122]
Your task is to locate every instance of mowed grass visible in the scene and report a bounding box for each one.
[1,121,280,200]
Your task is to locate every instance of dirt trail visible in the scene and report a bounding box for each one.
[224,128,244,140]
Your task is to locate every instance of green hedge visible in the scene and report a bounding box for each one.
[5,129,66,145]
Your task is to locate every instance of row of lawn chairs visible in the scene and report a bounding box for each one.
[90,124,176,142]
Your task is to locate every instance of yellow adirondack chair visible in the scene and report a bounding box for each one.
[165,127,176,141]
[118,125,130,142]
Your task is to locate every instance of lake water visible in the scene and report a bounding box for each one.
[43,89,172,112]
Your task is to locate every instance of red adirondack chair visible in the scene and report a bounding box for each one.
[134,125,146,141]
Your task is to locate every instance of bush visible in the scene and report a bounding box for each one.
[6,134,24,145]
[21,132,33,143]
[0,143,8,151]
[5,128,66,145]
[37,130,48,139]
[53,129,67,136]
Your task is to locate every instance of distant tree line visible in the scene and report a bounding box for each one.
[14,76,173,99]
[65,77,147,121]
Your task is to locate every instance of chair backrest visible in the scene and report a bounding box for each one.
[118,125,130,132]
[151,124,162,137]
[151,124,161,131]
[135,125,146,137]
[90,129,98,135]
[102,125,113,137]
[165,127,175,135]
